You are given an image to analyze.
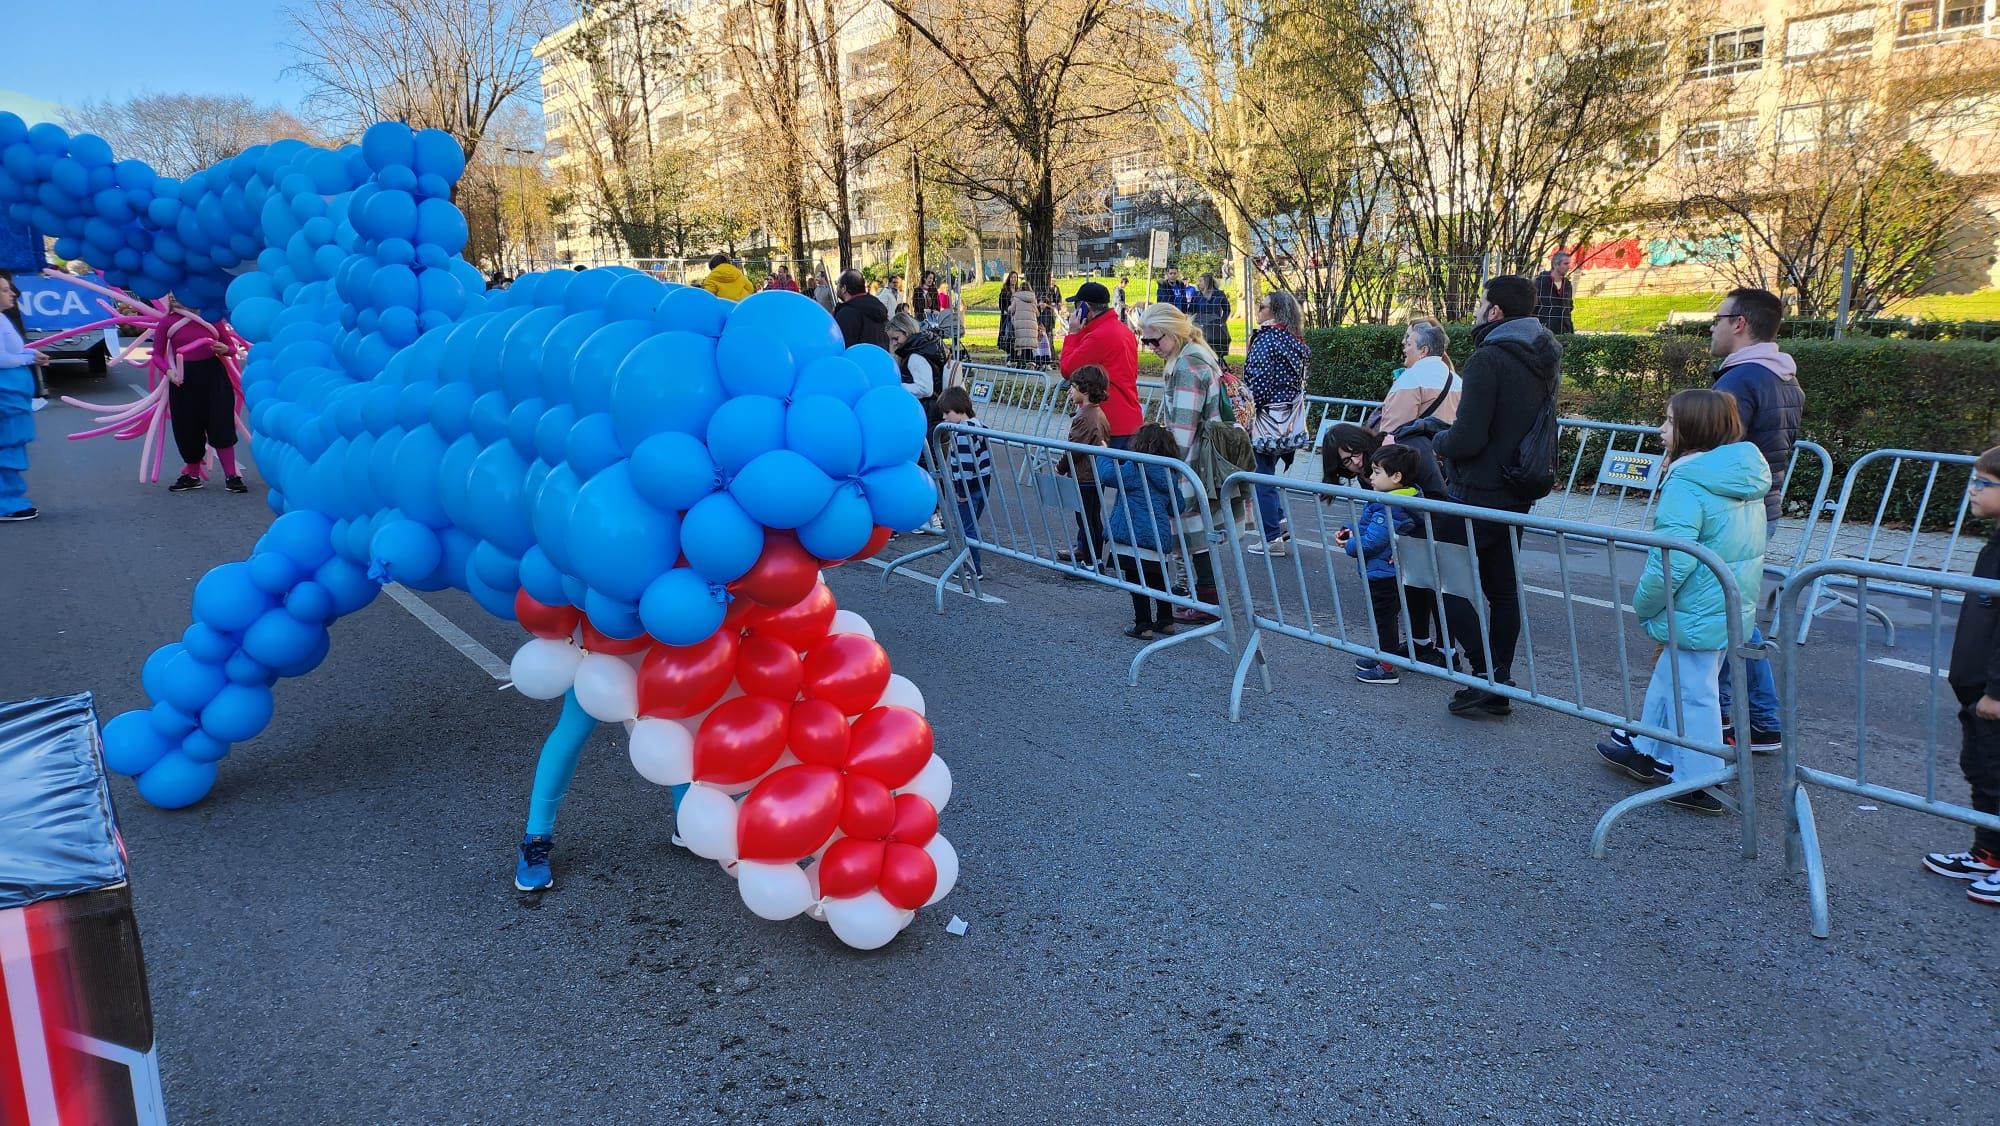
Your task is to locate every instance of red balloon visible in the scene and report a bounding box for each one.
[840,774,895,840]
[788,698,851,766]
[845,706,933,787]
[692,696,791,784]
[579,619,650,656]
[736,632,804,701]
[738,764,844,863]
[803,634,892,715]
[723,595,767,630]
[637,631,740,719]
[729,530,824,607]
[756,582,836,650]
[817,836,886,899]
[878,841,938,910]
[889,792,938,847]
[514,590,581,640]
[838,526,895,566]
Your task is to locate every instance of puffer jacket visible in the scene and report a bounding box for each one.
[1431,316,1562,508]
[1008,288,1041,350]
[1341,488,1419,580]
[1712,342,1805,522]
[700,263,756,301]
[1096,456,1185,553]
[1632,442,1771,651]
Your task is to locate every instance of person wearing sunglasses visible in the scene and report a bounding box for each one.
[1136,302,1228,623]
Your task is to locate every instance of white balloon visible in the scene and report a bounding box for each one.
[509,639,583,700]
[802,858,828,920]
[830,609,874,639]
[823,890,905,950]
[719,859,740,880]
[572,652,639,723]
[675,783,739,862]
[923,833,959,906]
[875,673,925,715]
[628,718,695,786]
[737,860,815,920]
[900,754,953,812]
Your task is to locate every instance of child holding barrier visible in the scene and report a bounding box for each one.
[1097,423,1186,640]
[1922,445,2000,906]
[1333,444,1430,685]
[1595,389,1770,816]
[1056,365,1111,569]
[938,386,994,579]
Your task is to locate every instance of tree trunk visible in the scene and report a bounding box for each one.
[1019,166,1056,291]
[908,150,927,278]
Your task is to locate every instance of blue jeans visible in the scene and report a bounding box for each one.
[956,484,989,574]
[1252,451,1290,540]
[1716,625,1780,732]
[1631,646,1725,782]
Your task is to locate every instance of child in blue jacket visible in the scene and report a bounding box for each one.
[1334,444,1424,684]
[1097,423,1186,640]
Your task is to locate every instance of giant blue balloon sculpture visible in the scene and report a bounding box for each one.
[0,114,938,809]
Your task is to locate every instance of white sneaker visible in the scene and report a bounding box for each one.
[29,397,47,413]
[1247,536,1289,557]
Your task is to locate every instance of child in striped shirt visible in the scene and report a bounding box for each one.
[938,385,994,579]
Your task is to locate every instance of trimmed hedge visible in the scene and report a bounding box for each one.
[1302,325,2000,524]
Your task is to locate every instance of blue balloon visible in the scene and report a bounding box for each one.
[466,442,534,552]
[537,312,607,402]
[101,710,171,776]
[369,519,443,583]
[705,395,786,476]
[225,652,274,686]
[639,567,726,646]
[466,568,517,619]
[680,492,764,584]
[264,509,337,570]
[180,729,231,764]
[286,580,337,623]
[799,482,875,560]
[141,643,187,702]
[361,121,417,171]
[848,343,901,390]
[715,290,843,399]
[248,550,303,595]
[531,464,583,572]
[730,450,836,530]
[193,562,273,633]
[519,545,568,606]
[563,412,624,479]
[201,682,276,742]
[136,752,219,809]
[415,197,468,255]
[855,384,928,471]
[412,129,466,182]
[610,331,722,449]
[470,540,521,591]
[652,286,728,337]
[583,588,645,640]
[569,321,656,416]
[861,461,942,530]
[181,622,237,664]
[630,431,719,514]
[792,356,871,406]
[150,704,198,740]
[605,273,664,320]
[566,462,681,603]
[314,556,379,615]
[157,650,228,715]
[785,394,864,479]
[241,606,324,669]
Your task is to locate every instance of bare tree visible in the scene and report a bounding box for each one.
[886,0,1146,290]
[718,0,812,263]
[1290,0,1692,318]
[286,0,554,165]
[63,94,319,178]
[457,105,556,274]
[1667,51,2000,317]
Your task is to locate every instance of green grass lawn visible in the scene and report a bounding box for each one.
[1572,289,2000,331]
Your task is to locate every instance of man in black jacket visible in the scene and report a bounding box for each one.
[1532,251,1574,335]
[1924,446,2000,904]
[1423,275,1561,718]
[832,269,889,349]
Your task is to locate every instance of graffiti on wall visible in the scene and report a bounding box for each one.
[1565,233,1743,270]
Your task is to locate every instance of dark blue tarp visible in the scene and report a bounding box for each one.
[0,213,48,274]
[0,693,126,911]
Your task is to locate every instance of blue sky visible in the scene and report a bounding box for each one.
[8,0,312,119]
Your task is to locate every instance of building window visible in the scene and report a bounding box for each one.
[1777,102,1865,150]
[1679,115,1758,164]
[1615,119,1663,167]
[1688,26,1765,77]
[1785,10,1876,61]
[1899,0,1991,42]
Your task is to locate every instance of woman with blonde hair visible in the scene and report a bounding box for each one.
[1136,301,1228,623]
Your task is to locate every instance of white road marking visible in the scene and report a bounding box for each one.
[1522,584,1621,611]
[382,582,512,680]
[1868,657,1946,678]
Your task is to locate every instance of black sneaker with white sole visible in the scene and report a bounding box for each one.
[1922,847,2000,880]
[1597,740,1671,782]
[1447,685,1511,718]
[1665,788,1727,815]
[1723,724,1784,756]
[168,474,203,492]
[225,475,249,493]
[0,507,37,522]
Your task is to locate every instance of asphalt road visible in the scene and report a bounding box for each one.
[3,364,1996,1124]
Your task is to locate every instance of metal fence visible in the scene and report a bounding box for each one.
[1219,471,1760,860]
[877,423,1268,692]
[1775,560,2000,937]
[1797,449,1985,644]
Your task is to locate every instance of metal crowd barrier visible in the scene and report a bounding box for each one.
[1797,449,1984,644]
[1775,560,2000,937]
[877,423,1269,691]
[1219,471,1759,859]
[955,361,1066,439]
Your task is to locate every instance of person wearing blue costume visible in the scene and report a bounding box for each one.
[514,690,692,892]
[0,274,46,521]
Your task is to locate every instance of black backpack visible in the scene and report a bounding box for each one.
[1501,384,1559,501]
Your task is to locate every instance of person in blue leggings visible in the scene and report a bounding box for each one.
[513,689,689,892]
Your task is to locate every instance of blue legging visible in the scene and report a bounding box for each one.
[523,689,690,837]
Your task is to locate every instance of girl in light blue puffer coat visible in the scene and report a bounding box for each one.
[1598,389,1770,814]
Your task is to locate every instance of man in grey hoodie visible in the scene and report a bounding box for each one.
[1708,285,1803,753]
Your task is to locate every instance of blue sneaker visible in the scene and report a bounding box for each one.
[1354,662,1399,685]
[515,834,554,892]
[1352,656,1377,673]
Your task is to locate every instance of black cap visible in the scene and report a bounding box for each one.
[1073,281,1111,305]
